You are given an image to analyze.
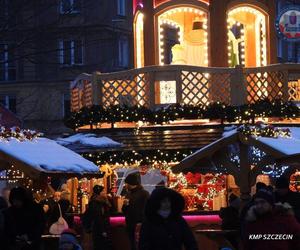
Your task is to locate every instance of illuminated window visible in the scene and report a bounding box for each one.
[135,12,144,68]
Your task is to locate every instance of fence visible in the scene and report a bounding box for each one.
[71,64,300,112]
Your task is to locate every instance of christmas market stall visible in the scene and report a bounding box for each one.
[173,124,300,202]
[0,127,103,213]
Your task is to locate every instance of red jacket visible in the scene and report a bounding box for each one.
[244,204,300,250]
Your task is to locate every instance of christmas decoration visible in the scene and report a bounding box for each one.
[65,100,300,130]
[0,126,43,141]
[238,123,291,138]
[290,170,300,192]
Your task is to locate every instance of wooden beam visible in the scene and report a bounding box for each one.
[239,133,287,159]
[173,132,238,173]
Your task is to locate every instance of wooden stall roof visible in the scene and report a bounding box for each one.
[66,126,224,153]
[173,129,300,174]
[0,137,101,179]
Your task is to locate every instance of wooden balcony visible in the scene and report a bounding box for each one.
[71,64,300,112]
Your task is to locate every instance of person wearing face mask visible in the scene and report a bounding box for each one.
[243,187,300,250]
[138,188,198,250]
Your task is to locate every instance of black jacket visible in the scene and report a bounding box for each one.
[138,188,198,250]
[122,186,149,228]
[3,201,45,250]
[82,196,110,234]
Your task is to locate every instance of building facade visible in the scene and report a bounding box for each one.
[0,0,133,132]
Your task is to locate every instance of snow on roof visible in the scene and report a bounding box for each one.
[257,127,300,155]
[57,133,122,148]
[0,137,99,173]
[223,126,300,156]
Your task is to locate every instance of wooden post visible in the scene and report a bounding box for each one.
[282,69,289,102]
[143,0,155,66]
[176,70,182,104]
[239,142,252,203]
[148,72,156,109]
[209,0,228,67]
[92,72,102,106]
[230,66,247,106]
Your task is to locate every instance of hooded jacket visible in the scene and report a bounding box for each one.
[138,188,198,250]
[243,202,300,250]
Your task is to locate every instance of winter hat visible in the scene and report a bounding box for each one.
[254,188,275,206]
[93,185,104,195]
[275,177,289,189]
[59,229,80,247]
[125,173,140,186]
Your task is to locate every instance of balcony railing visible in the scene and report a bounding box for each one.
[71,64,300,112]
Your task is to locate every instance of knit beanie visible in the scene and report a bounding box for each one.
[125,173,140,186]
[254,188,275,206]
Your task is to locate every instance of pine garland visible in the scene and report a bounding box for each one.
[65,99,300,130]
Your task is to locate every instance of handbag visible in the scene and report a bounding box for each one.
[49,203,69,235]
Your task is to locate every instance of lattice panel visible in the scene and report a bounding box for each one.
[288,80,300,101]
[71,88,80,112]
[181,71,231,105]
[244,71,284,103]
[70,80,92,112]
[83,80,93,108]
[101,73,150,107]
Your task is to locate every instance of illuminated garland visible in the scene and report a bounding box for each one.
[238,123,291,138]
[0,126,43,141]
[82,149,196,166]
[65,100,300,129]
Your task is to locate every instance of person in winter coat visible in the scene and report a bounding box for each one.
[82,185,112,250]
[122,173,149,250]
[3,186,45,250]
[49,191,74,230]
[138,188,198,250]
[219,193,241,249]
[275,176,300,223]
[243,187,300,250]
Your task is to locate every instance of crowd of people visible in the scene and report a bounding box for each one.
[220,177,300,250]
[0,174,300,250]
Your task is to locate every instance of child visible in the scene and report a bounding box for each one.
[59,229,82,250]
